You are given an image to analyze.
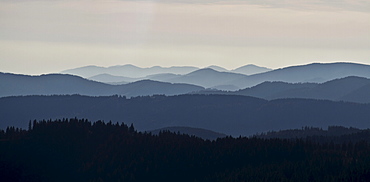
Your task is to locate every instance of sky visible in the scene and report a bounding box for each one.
[0,0,369,75]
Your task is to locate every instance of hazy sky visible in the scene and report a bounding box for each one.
[1,0,369,74]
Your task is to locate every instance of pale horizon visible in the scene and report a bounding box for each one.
[1,0,369,75]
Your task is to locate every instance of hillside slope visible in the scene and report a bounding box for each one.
[232,62,370,88]
[1,94,370,136]
[0,73,204,97]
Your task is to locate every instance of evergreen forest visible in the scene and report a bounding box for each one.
[1,118,370,181]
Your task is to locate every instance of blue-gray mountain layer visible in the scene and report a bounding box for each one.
[197,76,370,103]
[1,94,370,136]
[0,72,204,98]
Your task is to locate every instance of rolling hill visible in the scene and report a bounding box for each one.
[231,62,370,88]
[197,76,370,103]
[235,76,370,103]
[62,62,370,90]
[166,68,247,89]
[62,65,199,78]
[87,69,247,89]
[231,64,272,75]
[62,64,271,79]
[1,94,370,136]
[88,74,135,84]
[206,65,229,72]
[0,72,204,98]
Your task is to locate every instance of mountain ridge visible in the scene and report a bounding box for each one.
[62,64,200,78]
[1,94,370,136]
[232,62,370,88]
[63,62,370,90]
[61,64,271,80]
[196,76,370,103]
[0,72,204,98]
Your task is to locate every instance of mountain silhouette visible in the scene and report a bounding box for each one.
[166,68,246,89]
[119,80,204,97]
[210,84,240,91]
[231,62,370,88]
[0,72,204,98]
[62,64,271,79]
[63,64,272,90]
[87,69,245,89]
[88,73,185,85]
[62,65,199,78]
[231,64,272,75]
[1,94,370,136]
[62,62,370,90]
[196,76,370,103]
[206,65,229,72]
[88,73,135,84]
[234,76,370,103]
[146,73,182,82]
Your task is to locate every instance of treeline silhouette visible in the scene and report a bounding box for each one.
[1,118,370,181]
[257,126,363,138]
[2,94,370,136]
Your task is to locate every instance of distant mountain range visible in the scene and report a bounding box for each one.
[230,62,370,88]
[4,66,370,103]
[62,64,272,79]
[2,62,370,144]
[0,72,204,98]
[1,94,370,136]
[231,64,272,75]
[88,69,247,90]
[63,62,370,90]
[164,68,247,89]
[62,65,199,78]
[197,76,370,103]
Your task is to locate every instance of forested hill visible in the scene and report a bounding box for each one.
[0,72,204,97]
[150,126,227,140]
[255,126,370,143]
[1,119,370,181]
[1,94,370,136]
[196,76,370,103]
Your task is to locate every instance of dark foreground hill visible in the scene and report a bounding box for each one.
[1,94,370,136]
[0,72,204,97]
[1,119,370,182]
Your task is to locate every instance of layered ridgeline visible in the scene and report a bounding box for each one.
[229,62,370,88]
[1,94,370,136]
[4,72,370,104]
[3,63,370,103]
[0,72,204,98]
[62,62,370,90]
[69,64,271,90]
[198,76,370,103]
[62,64,271,78]
[63,64,271,90]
